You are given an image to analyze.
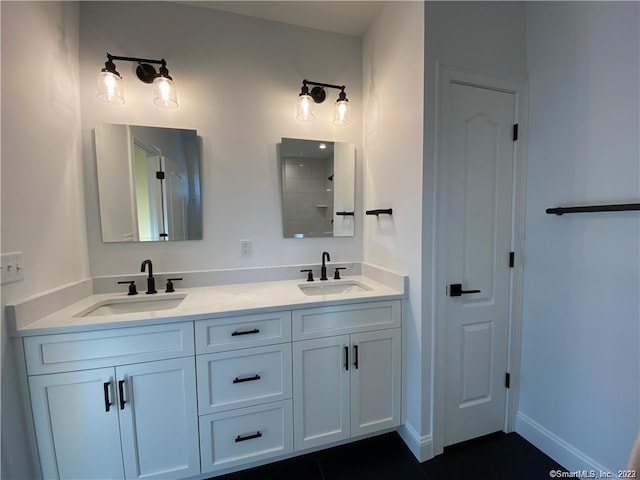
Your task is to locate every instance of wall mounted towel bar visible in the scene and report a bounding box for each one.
[546,202,640,215]
[366,209,393,216]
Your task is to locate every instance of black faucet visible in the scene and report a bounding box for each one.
[140,259,157,294]
[320,251,331,281]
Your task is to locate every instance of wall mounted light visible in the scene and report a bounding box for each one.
[97,53,178,108]
[296,79,351,126]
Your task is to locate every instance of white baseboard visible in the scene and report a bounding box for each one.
[398,423,433,462]
[516,412,612,475]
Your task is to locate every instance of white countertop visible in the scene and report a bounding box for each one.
[14,275,404,336]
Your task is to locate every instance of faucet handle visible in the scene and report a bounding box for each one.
[300,269,314,282]
[117,280,138,296]
[333,267,347,280]
[165,277,183,293]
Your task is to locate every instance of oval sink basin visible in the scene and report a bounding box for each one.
[75,294,186,317]
[298,281,372,296]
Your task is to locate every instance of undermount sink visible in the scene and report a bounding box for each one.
[75,294,186,317]
[298,280,372,296]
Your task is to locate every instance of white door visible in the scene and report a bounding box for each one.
[293,335,350,450]
[28,368,125,479]
[443,81,515,446]
[350,329,401,436]
[118,357,200,479]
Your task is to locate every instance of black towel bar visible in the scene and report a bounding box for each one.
[336,211,355,216]
[366,209,393,216]
[546,203,640,215]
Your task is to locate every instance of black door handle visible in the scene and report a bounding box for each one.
[103,382,112,412]
[118,379,126,410]
[449,283,481,297]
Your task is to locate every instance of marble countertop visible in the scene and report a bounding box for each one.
[13,275,404,336]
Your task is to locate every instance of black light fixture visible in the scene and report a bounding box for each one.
[296,79,351,126]
[97,53,178,108]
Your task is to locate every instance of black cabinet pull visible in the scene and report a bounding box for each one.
[118,379,126,410]
[344,346,349,371]
[235,431,262,443]
[449,283,481,297]
[353,345,359,369]
[233,374,261,384]
[103,382,112,412]
[231,328,260,337]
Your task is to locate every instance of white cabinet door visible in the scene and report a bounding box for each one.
[350,329,401,436]
[293,335,350,450]
[118,357,200,479]
[29,368,125,480]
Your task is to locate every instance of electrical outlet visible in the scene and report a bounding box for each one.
[1,252,24,285]
[240,240,252,257]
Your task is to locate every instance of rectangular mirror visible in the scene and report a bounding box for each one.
[95,123,202,242]
[280,138,355,238]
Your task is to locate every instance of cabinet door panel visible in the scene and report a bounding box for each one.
[293,335,350,450]
[29,368,124,480]
[117,357,199,479]
[350,329,401,436]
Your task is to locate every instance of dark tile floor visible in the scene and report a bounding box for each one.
[212,431,566,480]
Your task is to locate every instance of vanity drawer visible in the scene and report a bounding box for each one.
[196,344,292,414]
[199,400,293,474]
[24,322,195,375]
[292,300,401,340]
[195,311,292,353]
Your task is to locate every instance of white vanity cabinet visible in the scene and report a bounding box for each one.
[25,323,200,480]
[291,301,402,451]
[195,311,294,474]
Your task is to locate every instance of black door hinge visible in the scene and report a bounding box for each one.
[156,171,165,180]
[505,373,511,389]
[513,124,519,141]
[509,252,515,268]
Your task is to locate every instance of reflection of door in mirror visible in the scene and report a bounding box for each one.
[280,138,355,238]
[95,123,202,242]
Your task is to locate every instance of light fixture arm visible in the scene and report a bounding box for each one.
[104,53,172,84]
[107,53,166,67]
[302,79,346,104]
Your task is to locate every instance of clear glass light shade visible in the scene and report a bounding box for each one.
[296,94,316,122]
[333,99,351,126]
[153,76,178,108]
[97,71,124,105]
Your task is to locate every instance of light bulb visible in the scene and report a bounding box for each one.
[296,93,316,122]
[97,71,124,105]
[153,76,178,108]
[333,99,351,126]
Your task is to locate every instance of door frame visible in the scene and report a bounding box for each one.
[432,63,528,456]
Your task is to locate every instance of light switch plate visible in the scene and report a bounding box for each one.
[240,240,252,257]
[1,252,24,285]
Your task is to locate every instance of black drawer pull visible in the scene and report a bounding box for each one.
[353,345,359,369]
[235,431,262,443]
[103,382,112,412]
[344,346,349,371]
[231,328,260,337]
[233,374,261,384]
[118,379,126,410]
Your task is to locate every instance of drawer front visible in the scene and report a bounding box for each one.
[196,344,292,414]
[292,300,401,340]
[195,311,292,353]
[24,322,195,375]
[199,400,293,473]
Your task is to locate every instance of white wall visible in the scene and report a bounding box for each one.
[80,2,363,277]
[362,1,425,453]
[1,2,87,477]
[519,2,640,472]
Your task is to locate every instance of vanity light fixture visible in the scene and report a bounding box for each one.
[296,79,351,126]
[97,53,178,108]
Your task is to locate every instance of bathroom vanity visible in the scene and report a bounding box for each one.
[9,272,405,479]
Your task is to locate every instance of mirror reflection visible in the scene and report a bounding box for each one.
[95,124,202,242]
[280,138,355,238]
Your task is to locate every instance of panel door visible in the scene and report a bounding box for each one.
[117,357,200,479]
[444,81,515,446]
[293,335,350,450]
[29,368,125,480]
[350,329,401,436]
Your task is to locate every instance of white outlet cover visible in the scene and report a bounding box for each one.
[1,251,24,285]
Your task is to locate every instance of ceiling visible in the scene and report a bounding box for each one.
[181,1,386,37]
